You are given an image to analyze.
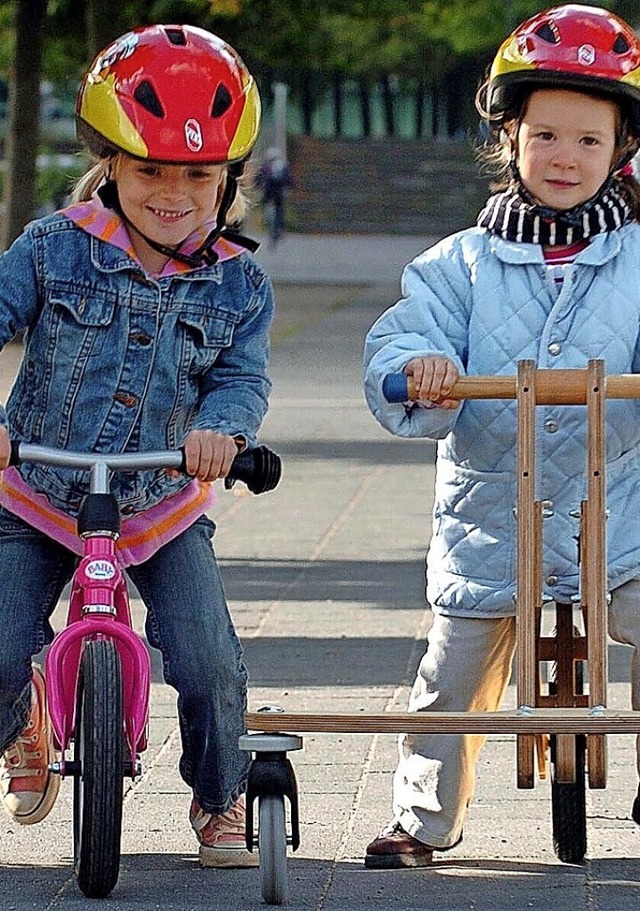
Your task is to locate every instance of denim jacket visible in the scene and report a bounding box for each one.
[0,212,274,516]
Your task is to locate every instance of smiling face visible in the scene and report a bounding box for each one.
[515,88,620,210]
[113,154,226,270]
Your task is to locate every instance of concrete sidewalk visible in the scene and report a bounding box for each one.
[252,231,435,284]
[0,234,639,909]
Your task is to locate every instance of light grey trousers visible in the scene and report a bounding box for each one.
[393,579,640,848]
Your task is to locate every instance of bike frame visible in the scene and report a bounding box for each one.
[13,444,184,777]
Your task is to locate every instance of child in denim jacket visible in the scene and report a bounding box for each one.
[0,25,272,868]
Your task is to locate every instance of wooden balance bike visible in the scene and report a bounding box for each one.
[240,359,640,905]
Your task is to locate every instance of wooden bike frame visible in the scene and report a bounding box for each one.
[246,360,640,789]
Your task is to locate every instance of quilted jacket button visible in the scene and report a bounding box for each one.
[547,574,558,586]
[548,342,561,356]
[544,420,558,433]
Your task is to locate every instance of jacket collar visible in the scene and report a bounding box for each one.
[62,198,245,277]
[489,227,625,267]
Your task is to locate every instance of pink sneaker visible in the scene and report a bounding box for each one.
[0,666,60,825]
[190,793,259,868]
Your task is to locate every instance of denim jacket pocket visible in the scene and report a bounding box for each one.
[46,286,117,357]
[48,286,117,327]
[177,308,238,372]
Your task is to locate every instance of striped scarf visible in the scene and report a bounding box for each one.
[477,180,630,246]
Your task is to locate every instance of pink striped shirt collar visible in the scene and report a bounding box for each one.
[62,197,246,275]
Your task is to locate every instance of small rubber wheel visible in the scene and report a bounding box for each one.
[259,794,288,905]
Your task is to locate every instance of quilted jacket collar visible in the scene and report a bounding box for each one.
[490,227,625,267]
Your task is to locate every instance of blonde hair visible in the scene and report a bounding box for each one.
[474,77,640,220]
[70,153,254,226]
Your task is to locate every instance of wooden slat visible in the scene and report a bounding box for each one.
[555,605,576,707]
[245,709,640,735]
[555,733,577,783]
[516,361,538,787]
[404,370,640,404]
[538,637,587,661]
[535,734,549,780]
[584,360,608,788]
[584,360,608,709]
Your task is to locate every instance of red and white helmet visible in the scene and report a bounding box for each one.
[76,24,261,163]
[484,4,640,135]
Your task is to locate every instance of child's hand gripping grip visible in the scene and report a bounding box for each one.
[226,445,282,494]
[382,373,410,403]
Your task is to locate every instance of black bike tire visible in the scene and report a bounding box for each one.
[73,638,125,898]
[550,734,587,864]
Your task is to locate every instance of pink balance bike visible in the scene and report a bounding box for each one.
[9,441,281,899]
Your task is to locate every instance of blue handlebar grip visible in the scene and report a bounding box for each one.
[382,373,409,403]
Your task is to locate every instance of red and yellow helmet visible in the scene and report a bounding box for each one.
[485,4,640,134]
[76,24,261,163]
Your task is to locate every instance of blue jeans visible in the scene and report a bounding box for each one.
[0,506,249,815]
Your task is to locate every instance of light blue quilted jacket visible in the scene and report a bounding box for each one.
[364,223,640,617]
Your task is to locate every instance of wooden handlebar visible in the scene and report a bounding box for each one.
[406,370,640,404]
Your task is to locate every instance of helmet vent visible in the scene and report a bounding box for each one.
[165,27,187,46]
[134,81,165,118]
[211,83,233,117]
[535,22,560,44]
[613,34,630,54]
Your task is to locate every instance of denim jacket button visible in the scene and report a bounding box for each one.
[132,272,154,286]
[113,391,138,408]
[130,333,152,346]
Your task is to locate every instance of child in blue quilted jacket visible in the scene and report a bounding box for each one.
[364,3,640,867]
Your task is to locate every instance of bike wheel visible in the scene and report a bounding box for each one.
[73,638,125,898]
[550,734,587,864]
[259,795,288,905]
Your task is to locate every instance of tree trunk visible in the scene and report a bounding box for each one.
[85,0,126,57]
[381,74,395,137]
[414,79,425,139]
[332,73,343,137]
[2,0,46,251]
[432,83,440,137]
[300,72,314,136]
[359,78,371,138]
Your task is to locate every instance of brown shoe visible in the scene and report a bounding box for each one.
[0,666,60,825]
[365,820,461,869]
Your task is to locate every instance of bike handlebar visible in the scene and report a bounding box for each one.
[382,370,640,405]
[9,443,282,496]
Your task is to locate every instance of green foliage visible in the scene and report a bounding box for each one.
[0,0,634,86]
[0,150,88,209]
[0,0,634,92]
[0,0,638,125]
[36,154,87,207]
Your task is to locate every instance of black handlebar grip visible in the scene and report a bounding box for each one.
[9,441,21,466]
[227,445,282,494]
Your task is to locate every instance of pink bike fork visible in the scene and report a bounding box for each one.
[44,536,151,773]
